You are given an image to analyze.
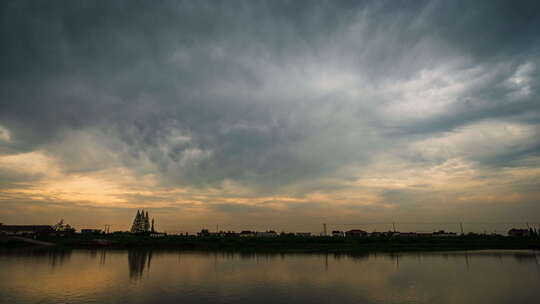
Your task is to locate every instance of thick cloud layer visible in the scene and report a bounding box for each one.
[1,1,539,231]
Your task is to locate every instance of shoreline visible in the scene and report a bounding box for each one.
[3,235,539,253]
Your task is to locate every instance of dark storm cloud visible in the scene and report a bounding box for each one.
[1,0,539,192]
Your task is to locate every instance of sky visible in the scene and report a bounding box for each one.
[1,0,540,233]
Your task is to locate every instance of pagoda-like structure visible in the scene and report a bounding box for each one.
[130,210,154,233]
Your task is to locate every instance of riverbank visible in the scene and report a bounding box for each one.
[13,234,540,253]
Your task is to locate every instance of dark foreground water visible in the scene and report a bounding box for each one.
[1,249,539,304]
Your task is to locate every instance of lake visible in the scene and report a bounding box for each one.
[0,249,539,304]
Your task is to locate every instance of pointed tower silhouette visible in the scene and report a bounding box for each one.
[144,211,150,232]
[130,210,141,233]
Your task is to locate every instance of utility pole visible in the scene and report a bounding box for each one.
[323,223,327,236]
[460,222,464,235]
[392,222,396,233]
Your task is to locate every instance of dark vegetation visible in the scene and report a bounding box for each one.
[27,233,540,253]
[0,236,32,248]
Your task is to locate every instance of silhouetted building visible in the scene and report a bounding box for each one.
[256,231,278,237]
[52,219,75,234]
[332,230,345,237]
[0,224,55,236]
[130,210,154,233]
[239,230,256,237]
[508,228,530,237]
[81,229,102,234]
[346,229,368,237]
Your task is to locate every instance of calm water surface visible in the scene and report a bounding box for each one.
[1,249,539,304]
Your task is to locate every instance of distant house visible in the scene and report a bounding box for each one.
[197,229,232,237]
[432,230,457,237]
[52,219,76,235]
[81,229,102,235]
[256,231,278,237]
[346,229,368,237]
[332,230,345,237]
[0,224,55,236]
[508,228,530,237]
[239,230,256,237]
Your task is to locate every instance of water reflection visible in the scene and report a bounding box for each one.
[0,249,539,304]
[0,247,72,268]
[128,249,153,280]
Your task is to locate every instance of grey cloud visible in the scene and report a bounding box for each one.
[1,0,540,194]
